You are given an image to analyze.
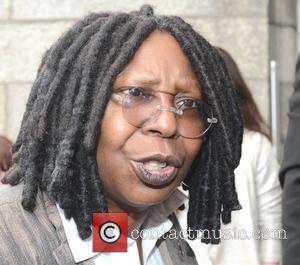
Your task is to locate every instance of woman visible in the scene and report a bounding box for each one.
[177,48,282,265]
[0,6,243,265]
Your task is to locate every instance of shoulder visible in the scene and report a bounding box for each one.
[0,184,60,264]
[243,129,270,146]
[242,130,273,159]
[0,183,24,206]
[0,183,41,231]
[239,130,278,176]
[0,183,53,224]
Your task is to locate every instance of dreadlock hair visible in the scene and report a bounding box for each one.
[3,5,243,244]
[216,47,271,141]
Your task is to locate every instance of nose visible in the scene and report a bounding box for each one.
[141,106,178,138]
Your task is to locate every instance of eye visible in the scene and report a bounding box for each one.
[176,98,199,110]
[127,87,143,97]
[123,87,153,100]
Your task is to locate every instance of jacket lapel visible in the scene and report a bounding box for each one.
[158,213,199,265]
[40,192,76,264]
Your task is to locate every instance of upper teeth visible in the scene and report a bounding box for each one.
[143,160,167,170]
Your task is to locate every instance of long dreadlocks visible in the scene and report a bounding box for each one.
[3,5,243,244]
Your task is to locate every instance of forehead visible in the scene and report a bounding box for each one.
[114,30,201,94]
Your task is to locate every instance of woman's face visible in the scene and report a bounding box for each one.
[97,30,203,212]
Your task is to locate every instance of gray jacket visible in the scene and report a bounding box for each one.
[0,184,198,265]
[0,184,90,265]
[280,55,300,265]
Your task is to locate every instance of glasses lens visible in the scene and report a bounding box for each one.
[122,89,160,127]
[177,102,212,138]
[121,89,214,138]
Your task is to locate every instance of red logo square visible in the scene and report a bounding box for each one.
[92,213,128,252]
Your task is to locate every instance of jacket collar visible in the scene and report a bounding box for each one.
[40,188,188,264]
[40,191,96,265]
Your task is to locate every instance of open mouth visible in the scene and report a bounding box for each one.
[131,155,180,187]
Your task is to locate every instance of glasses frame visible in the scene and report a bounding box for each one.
[111,88,218,139]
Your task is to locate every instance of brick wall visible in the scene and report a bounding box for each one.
[0,0,269,140]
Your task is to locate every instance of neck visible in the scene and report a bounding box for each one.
[106,198,149,232]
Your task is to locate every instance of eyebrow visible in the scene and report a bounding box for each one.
[114,72,160,87]
[114,72,201,94]
[176,77,201,91]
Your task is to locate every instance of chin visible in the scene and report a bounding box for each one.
[122,186,176,208]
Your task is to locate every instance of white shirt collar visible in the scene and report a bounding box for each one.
[56,188,188,263]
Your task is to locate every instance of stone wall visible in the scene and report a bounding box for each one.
[269,0,297,159]
[0,0,269,140]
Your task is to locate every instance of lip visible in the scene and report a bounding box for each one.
[135,154,182,168]
[131,154,181,187]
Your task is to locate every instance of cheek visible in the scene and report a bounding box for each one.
[96,101,137,184]
[183,139,203,165]
[98,101,134,150]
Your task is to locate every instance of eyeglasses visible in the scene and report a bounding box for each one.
[111,87,218,139]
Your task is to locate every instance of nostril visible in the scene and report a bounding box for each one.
[147,129,163,136]
[146,130,178,138]
[140,107,178,138]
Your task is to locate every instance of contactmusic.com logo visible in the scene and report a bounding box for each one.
[92,213,128,252]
